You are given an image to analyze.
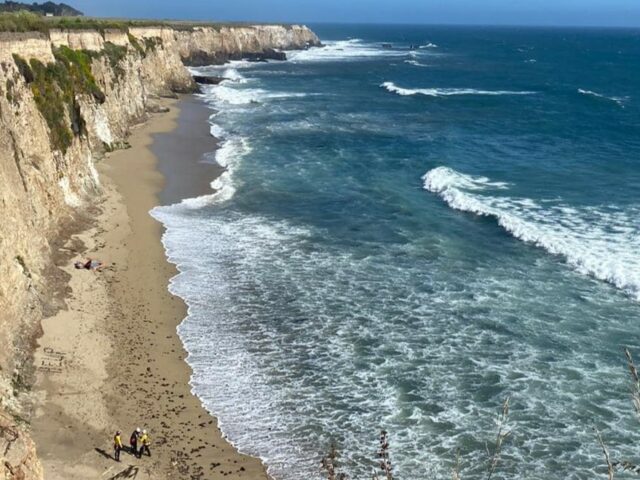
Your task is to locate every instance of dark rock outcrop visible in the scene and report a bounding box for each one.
[192,75,226,85]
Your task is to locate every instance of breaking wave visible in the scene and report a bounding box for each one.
[381,81,535,97]
[578,88,627,107]
[221,68,248,83]
[288,39,407,62]
[404,60,430,67]
[423,166,640,300]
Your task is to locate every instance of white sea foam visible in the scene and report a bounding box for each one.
[206,84,260,105]
[578,88,627,107]
[202,84,308,106]
[419,42,438,49]
[221,67,248,83]
[288,39,406,63]
[154,195,640,480]
[404,60,430,67]
[209,123,226,140]
[424,166,640,299]
[216,135,252,170]
[381,82,535,97]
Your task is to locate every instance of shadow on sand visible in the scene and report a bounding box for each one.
[108,465,140,479]
[95,447,113,460]
[95,448,141,479]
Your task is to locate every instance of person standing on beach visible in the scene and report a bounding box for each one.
[139,429,151,457]
[114,431,123,462]
[130,427,141,457]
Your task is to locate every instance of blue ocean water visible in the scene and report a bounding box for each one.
[152,25,640,479]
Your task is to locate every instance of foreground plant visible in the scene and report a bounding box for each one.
[373,430,393,480]
[593,348,640,479]
[486,397,511,480]
[322,443,348,480]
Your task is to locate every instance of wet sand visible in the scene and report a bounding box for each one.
[31,97,270,480]
[153,94,224,206]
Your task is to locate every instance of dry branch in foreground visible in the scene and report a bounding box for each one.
[486,397,511,480]
[321,443,348,480]
[624,348,640,419]
[595,427,615,480]
[373,430,393,480]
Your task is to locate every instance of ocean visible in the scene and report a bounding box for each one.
[152,25,640,479]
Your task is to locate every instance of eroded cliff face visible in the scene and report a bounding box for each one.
[0,23,318,480]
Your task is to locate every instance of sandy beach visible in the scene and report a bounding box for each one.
[30,96,270,480]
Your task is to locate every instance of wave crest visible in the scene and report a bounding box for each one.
[423,166,640,299]
[381,82,535,97]
[578,88,627,108]
[404,60,430,68]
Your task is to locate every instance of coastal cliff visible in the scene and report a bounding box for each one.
[0,23,319,479]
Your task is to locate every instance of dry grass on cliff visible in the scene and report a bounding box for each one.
[0,11,293,34]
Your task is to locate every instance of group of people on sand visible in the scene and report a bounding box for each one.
[113,428,151,462]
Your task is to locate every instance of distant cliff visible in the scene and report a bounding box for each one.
[174,24,320,65]
[0,22,319,480]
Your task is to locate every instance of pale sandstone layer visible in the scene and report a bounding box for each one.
[0,23,319,480]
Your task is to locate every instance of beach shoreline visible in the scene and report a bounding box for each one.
[30,96,271,480]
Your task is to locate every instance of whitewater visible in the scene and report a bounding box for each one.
[423,166,640,300]
[153,27,640,480]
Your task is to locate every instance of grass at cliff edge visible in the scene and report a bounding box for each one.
[0,11,293,33]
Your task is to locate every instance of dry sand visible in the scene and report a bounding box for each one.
[31,97,271,480]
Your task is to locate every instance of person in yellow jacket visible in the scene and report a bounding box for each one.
[139,429,151,457]
[113,431,123,462]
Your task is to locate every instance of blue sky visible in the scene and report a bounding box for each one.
[62,0,639,27]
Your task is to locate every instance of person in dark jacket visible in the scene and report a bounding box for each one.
[130,427,141,457]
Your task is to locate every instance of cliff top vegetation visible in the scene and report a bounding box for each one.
[0,11,294,34]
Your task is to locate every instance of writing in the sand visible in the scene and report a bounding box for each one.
[38,347,66,373]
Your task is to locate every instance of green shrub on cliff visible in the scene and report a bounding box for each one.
[13,47,106,153]
[127,32,145,57]
[143,36,163,52]
[54,46,105,102]
[101,42,127,78]
[29,58,75,152]
[11,53,33,82]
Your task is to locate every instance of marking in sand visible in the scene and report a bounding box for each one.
[38,347,66,374]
